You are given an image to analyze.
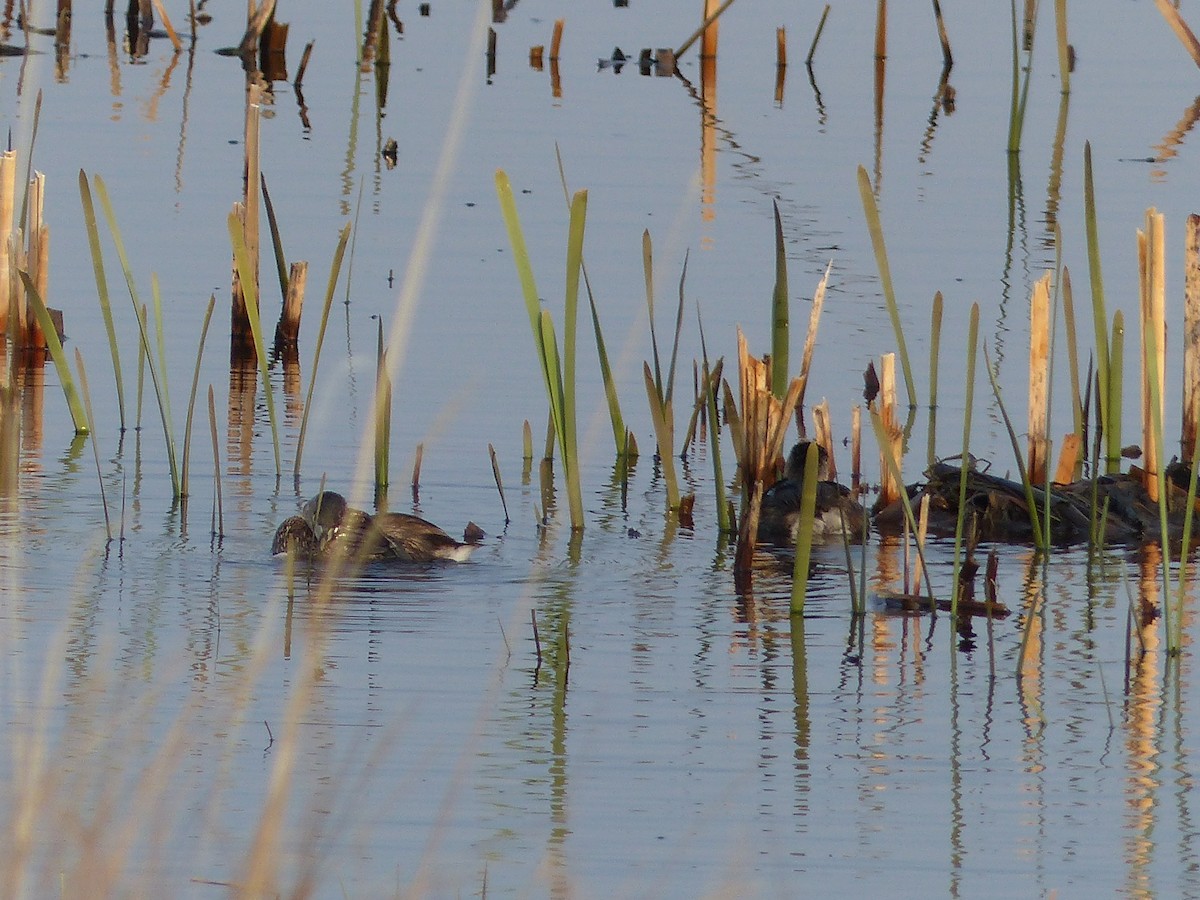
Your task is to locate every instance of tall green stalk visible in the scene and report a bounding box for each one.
[92,175,180,494]
[180,295,216,499]
[771,201,789,399]
[1083,143,1118,473]
[496,170,586,530]
[556,145,630,458]
[78,170,126,431]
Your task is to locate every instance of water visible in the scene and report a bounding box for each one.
[2,1,1199,896]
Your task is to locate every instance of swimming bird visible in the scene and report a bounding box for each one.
[271,515,320,557]
[758,441,869,541]
[301,491,475,563]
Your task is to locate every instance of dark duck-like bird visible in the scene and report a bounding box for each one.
[272,491,475,563]
[758,441,869,541]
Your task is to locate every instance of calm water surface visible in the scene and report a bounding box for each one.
[2,1,1200,896]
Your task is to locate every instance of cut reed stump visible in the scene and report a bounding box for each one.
[273,261,307,356]
[1184,214,1200,463]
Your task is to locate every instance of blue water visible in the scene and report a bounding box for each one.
[1,1,1199,895]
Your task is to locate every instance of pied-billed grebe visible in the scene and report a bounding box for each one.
[758,441,869,541]
[300,490,475,563]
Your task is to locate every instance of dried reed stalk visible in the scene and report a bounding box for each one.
[1027,273,1050,484]
[734,330,803,575]
[1053,433,1081,484]
[1138,209,1166,501]
[812,399,835,480]
[851,404,862,496]
[795,261,830,413]
[0,151,13,331]
[1155,0,1200,69]
[550,19,564,60]
[701,0,720,58]
[1184,214,1200,462]
[877,353,903,506]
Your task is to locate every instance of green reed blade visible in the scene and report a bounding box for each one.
[644,230,663,399]
[293,222,350,479]
[1172,399,1200,656]
[562,189,587,530]
[1083,143,1114,471]
[1061,266,1084,447]
[227,211,282,480]
[1109,311,1125,475]
[19,271,88,434]
[698,304,728,531]
[644,362,680,511]
[789,442,820,616]
[150,274,175,448]
[928,291,944,467]
[665,252,689,410]
[771,201,789,400]
[74,348,112,540]
[950,303,980,619]
[374,319,391,494]
[496,171,547,360]
[260,173,290,304]
[555,145,629,457]
[857,165,917,408]
[180,294,216,499]
[982,344,1045,550]
[208,384,223,537]
[78,170,125,432]
[136,321,146,432]
[92,175,179,494]
[17,88,41,233]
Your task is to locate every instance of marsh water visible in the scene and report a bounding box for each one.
[3,1,1200,896]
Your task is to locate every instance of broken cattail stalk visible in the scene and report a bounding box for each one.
[550,19,564,60]
[877,353,903,507]
[701,0,720,58]
[238,0,278,57]
[812,399,835,481]
[294,40,314,90]
[1184,214,1200,463]
[411,442,424,498]
[530,45,544,70]
[1027,272,1050,484]
[1139,209,1166,502]
[1053,433,1081,484]
[274,260,307,353]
